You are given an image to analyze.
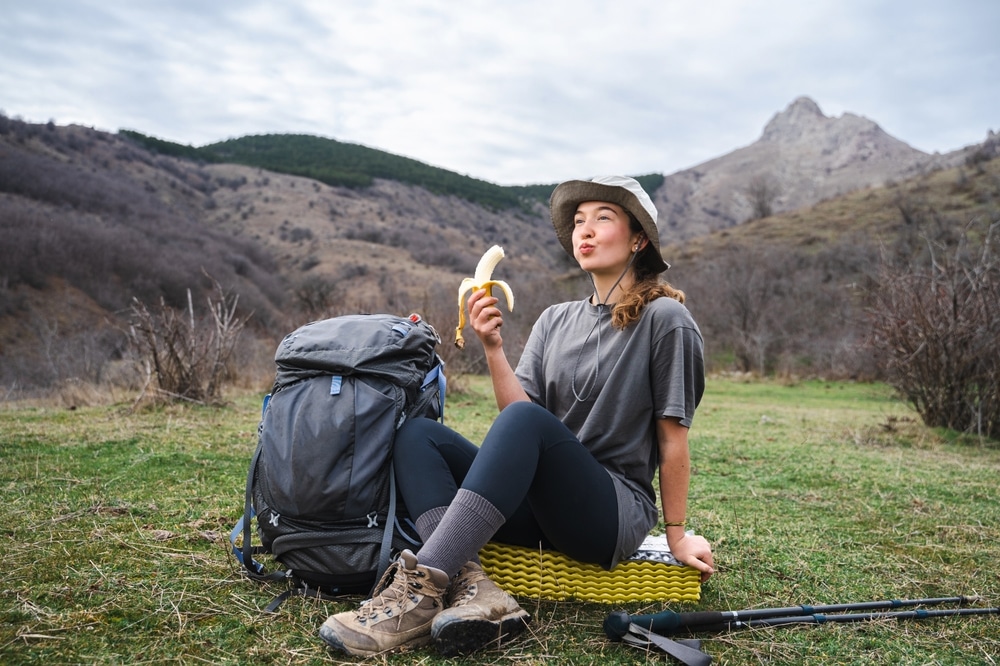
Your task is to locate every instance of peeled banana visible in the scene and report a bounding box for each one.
[455,245,514,348]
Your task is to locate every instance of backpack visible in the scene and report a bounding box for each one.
[230,313,445,610]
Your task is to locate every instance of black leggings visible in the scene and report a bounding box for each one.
[394,401,619,569]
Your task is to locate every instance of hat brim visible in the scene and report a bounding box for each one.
[549,180,668,273]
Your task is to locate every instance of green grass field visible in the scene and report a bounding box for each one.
[2,376,998,665]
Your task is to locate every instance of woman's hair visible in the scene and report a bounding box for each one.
[611,215,685,330]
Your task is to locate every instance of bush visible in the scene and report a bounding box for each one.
[128,281,250,405]
[868,220,1000,439]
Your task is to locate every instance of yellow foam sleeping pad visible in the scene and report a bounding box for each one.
[478,535,702,604]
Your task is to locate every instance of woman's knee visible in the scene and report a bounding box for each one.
[492,401,556,435]
[394,417,478,476]
[498,400,548,420]
[488,401,572,450]
[394,417,440,461]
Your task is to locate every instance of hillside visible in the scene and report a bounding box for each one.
[122,130,535,210]
[1,103,996,395]
[0,117,577,392]
[121,130,666,213]
[663,137,1000,377]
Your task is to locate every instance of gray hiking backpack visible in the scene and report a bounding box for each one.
[231,313,445,609]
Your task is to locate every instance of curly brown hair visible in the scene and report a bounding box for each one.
[610,215,685,330]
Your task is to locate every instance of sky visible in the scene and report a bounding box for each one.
[2,0,998,186]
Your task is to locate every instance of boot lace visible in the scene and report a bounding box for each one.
[447,565,489,607]
[355,562,433,624]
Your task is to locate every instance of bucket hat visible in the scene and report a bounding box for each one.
[549,175,669,273]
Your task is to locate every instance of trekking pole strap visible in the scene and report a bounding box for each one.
[622,624,712,666]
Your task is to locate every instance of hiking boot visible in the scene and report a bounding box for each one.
[431,560,530,656]
[319,550,450,657]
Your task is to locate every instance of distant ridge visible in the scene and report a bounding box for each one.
[120,98,994,241]
[120,129,663,212]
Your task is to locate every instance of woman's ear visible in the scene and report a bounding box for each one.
[634,233,648,252]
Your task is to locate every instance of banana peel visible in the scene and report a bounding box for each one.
[455,245,514,348]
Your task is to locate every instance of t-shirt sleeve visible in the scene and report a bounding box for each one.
[514,310,548,406]
[650,321,705,428]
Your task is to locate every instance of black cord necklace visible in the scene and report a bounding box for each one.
[570,253,638,403]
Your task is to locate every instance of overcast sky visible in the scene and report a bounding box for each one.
[2,0,997,185]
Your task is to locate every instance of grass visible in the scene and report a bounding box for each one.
[1,376,998,665]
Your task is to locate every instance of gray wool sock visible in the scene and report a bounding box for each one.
[414,506,448,541]
[415,489,505,578]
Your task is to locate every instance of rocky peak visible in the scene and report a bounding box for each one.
[761,96,827,141]
[653,95,940,240]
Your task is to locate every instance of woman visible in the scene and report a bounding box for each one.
[319,175,714,657]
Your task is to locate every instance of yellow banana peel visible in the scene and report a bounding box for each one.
[455,245,514,348]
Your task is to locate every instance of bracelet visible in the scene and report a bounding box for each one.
[664,520,686,527]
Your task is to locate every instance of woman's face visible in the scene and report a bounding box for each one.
[571,201,641,274]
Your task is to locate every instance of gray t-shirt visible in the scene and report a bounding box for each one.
[514,295,705,567]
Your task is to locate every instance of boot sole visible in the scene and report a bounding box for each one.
[432,610,530,656]
[319,622,432,657]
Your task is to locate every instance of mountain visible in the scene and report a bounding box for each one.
[653,96,979,239]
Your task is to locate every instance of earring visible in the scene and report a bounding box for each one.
[632,244,639,252]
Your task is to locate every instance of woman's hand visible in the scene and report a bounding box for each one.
[467,288,529,410]
[468,288,505,351]
[669,532,714,582]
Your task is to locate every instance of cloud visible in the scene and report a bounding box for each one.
[2,0,997,185]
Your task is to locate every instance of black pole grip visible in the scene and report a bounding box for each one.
[604,609,728,640]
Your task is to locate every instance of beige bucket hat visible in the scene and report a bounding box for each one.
[549,175,669,273]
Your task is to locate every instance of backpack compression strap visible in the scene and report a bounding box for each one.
[374,460,398,588]
[230,394,289,584]
[231,441,286,583]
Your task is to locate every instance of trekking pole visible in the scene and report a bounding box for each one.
[675,606,1000,633]
[604,595,986,640]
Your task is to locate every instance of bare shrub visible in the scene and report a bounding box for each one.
[128,280,250,405]
[745,173,782,220]
[679,238,876,378]
[292,275,343,320]
[867,220,1000,439]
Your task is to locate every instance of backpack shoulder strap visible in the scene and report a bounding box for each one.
[423,361,447,422]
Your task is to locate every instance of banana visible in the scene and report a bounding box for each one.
[455,245,514,348]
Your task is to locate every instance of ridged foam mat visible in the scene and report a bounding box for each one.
[478,535,701,604]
